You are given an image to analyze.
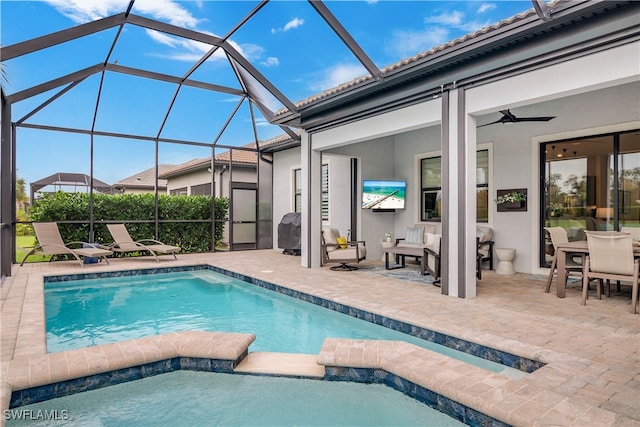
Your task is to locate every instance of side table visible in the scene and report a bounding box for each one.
[495,248,516,274]
[380,240,395,261]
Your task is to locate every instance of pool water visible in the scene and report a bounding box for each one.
[6,371,466,426]
[45,270,523,377]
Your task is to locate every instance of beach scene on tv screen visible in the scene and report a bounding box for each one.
[362,180,406,209]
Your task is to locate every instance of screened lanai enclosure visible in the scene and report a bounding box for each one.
[1,0,407,276]
[2,0,629,280]
[0,0,551,277]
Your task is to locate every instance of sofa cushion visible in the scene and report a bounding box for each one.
[396,242,424,249]
[405,226,424,244]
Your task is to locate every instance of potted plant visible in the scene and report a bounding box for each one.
[496,190,527,211]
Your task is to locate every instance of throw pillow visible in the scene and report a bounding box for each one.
[476,228,485,241]
[405,226,424,244]
[336,236,348,249]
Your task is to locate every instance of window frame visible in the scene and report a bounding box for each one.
[293,164,329,221]
[418,147,491,223]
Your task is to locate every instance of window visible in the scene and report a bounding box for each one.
[170,187,187,196]
[420,150,489,222]
[293,164,329,221]
[191,183,211,196]
[321,164,329,221]
[294,169,302,213]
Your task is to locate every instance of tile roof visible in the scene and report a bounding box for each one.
[113,164,175,189]
[159,143,258,178]
[276,7,539,113]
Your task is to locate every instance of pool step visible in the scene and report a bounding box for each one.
[234,352,325,378]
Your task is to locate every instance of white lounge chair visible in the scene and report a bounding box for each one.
[106,224,180,262]
[20,222,112,267]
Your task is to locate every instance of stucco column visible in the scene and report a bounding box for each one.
[442,88,477,298]
[300,131,322,268]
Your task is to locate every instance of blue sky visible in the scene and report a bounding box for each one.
[1,0,533,190]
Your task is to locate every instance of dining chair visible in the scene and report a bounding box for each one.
[582,231,639,314]
[544,227,583,293]
[620,226,640,240]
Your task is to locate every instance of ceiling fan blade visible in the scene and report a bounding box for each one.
[478,110,555,127]
[513,116,556,122]
[477,119,504,128]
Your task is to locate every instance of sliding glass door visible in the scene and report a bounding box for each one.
[541,130,640,267]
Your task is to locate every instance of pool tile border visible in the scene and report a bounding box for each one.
[325,366,510,427]
[42,264,544,373]
[9,356,241,408]
[206,265,544,373]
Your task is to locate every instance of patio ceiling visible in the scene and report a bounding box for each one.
[0,0,554,153]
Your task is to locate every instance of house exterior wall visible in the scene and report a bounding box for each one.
[272,41,639,281]
[119,187,160,195]
[165,167,257,197]
[272,148,351,250]
[273,148,301,248]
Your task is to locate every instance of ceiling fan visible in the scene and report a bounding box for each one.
[478,109,555,127]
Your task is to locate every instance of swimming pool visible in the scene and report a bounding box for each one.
[6,371,466,426]
[44,267,535,376]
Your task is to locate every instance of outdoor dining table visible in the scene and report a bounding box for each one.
[555,239,640,298]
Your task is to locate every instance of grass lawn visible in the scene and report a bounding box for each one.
[16,235,49,263]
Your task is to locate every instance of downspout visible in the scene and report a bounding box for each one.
[218,164,227,196]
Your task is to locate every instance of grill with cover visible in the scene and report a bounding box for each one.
[278,212,301,255]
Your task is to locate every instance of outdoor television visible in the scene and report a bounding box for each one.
[362,180,406,210]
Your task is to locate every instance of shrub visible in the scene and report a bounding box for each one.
[29,192,229,253]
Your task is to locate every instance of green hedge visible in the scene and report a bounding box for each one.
[29,192,229,253]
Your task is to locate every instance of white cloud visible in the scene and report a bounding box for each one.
[133,0,201,28]
[145,29,225,60]
[385,27,450,59]
[261,57,279,68]
[424,10,464,26]
[283,17,304,31]
[44,0,200,27]
[423,9,492,34]
[310,64,367,92]
[253,117,270,127]
[272,17,304,34]
[477,3,497,14]
[43,0,129,24]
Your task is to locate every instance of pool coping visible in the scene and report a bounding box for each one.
[2,261,631,426]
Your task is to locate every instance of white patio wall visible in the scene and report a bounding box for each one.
[271,41,640,286]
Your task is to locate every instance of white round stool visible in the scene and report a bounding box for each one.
[495,248,516,275]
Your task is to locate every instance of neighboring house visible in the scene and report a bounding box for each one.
[112,165,175,194]
[159,143,258,197]
[266,2,640,298]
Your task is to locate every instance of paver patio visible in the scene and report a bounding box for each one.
[1,250,638,426]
